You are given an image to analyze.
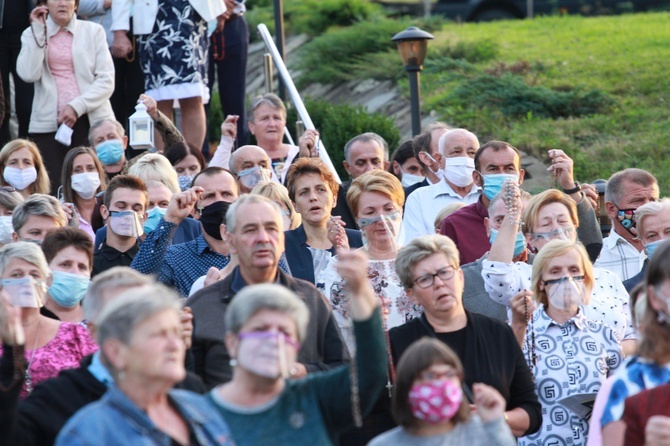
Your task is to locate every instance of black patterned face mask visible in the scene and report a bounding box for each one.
[615,207,637,237]
[199,201,230,240]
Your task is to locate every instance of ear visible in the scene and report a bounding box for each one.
[343,160,352,176]
[219,224,228,242]
[12,232,19,242]
[247,121,255,135]
[225,332,239,359]
[122,136,129,150]
[473,170,484,188]
[392,160,400,174]
[384,160,390,171]
[100,204,110,221]
[483,217,491,237]
[417,151,432,166]
[101,338,129,372]
[605,201,618,220]
[518,168,526,185]
[227,233,238,255]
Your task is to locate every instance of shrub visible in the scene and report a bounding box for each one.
[286,98,401,180]
[286,0,381,37]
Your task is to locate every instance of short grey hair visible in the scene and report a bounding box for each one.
[88,119,125,146]
[248,93,286,124]
[83,266,154,323]
[0,241,50,280]
[605,168,657,205]
[0,188,24,212]
[636,198,670,241]
[225,193,283,234]
[396,235,460,289]
[225,283,309,343]
[96,283,182,347]
[344,132,389,163]
[12,194,67,233]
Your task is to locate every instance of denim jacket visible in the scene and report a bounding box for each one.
[55,384,236,446]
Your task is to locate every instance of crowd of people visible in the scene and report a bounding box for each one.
[0,1,669,446]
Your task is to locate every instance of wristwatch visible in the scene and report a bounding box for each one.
[563,181,581,195]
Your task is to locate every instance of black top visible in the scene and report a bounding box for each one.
[92,241,139,277]
[388,311,542,437]
[435,326,467,361]
[0,352,206,446]
[332,180,358,230]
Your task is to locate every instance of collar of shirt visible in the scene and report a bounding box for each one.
[603,229,638,251]
[47,13,76,39]
[97,240,140,262]
[533,304,587,334]
[230,266,281,293]
[88,351,114,387]
[432,180,481,199]
[195,234,218,255]
[474,196,489,219]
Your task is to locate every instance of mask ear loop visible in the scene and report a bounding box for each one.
[379,212,403,256]
[277,333,289,379]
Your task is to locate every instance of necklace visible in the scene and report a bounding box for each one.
[25,317,42,394]
[384,330,397,398]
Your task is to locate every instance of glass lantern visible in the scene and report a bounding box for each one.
[129,101,154,150]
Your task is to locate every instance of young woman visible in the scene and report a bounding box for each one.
[0,139,50,197]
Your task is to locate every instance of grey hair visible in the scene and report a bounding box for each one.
[396,235,460,289]
[225,283,309,343]
[247,93,286,124]
[0,241,50,280]
[83,266,154,323]
[636,198,670,241]
[96,283,182,347]
[344,132,389,163]
[12,194,67,233]
[0,188,24,212]
[128,153,180,194]
[225,193,283,234]
[88,119,125,146]
[605,168,657,205]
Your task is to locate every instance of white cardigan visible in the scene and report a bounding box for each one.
[17,16,115,134]
[111,0,226,36]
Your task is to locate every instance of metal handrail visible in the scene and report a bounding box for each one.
[257,24,342,184]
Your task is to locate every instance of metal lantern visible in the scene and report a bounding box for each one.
[129,101,154,150]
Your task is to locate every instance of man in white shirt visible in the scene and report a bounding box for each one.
[403,122,450,199]
[595,168,659,281]
[402,128,482,241]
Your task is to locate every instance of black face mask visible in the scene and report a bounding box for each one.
[199,201,230,240]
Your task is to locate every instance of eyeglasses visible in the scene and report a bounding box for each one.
[412,267,456,289]
[543,275,584,286]
[529,226,576,242]
[419,368,459,381]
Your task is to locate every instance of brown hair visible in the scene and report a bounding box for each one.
[285,157,339,202]
[0,139,51,194]
[103,175,148,210]
[41,227,94,271]
[522,189,579,235]
[61,146,107,203]
[638,239,670,364]
[392,338,470,428]
[347,170,404,218]
[473,140,521,172]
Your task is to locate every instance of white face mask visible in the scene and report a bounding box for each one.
[444,157,475,188]
[235,331,298,379]
[0,216,13,245]
[71,172,101,199]
[545,275,586,314]
[400,169,425,188]
[3,166,37,191]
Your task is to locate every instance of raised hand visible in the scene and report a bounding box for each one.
[164,187,204,224]
[298,129,320,158]
[220,115,239,139]
[0,291,24,346]
[473,383,507,423]
[327,216,349,250]
[335,249,377,321]
[547,149,576,191]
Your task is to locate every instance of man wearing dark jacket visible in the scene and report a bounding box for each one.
[188,194,348,388]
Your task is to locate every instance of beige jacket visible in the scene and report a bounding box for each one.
[17,15,115,134]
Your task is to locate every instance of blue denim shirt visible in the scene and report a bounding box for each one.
[55,384,236,446]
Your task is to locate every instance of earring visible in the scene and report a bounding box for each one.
[229,358,237,367]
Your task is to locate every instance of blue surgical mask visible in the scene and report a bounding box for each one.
[95,139,125,165]
[489,228,527,257]
[178,175,194,191]
[144,206,167,233]
[48,271,90,308]
[645,239,664,260]
[480,173,519,200]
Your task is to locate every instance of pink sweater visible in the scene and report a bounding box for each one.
[48,29,80,119]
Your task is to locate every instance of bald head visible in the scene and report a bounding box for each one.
[229,145,271,175]
[438,128,479,159]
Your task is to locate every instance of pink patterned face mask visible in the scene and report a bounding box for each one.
[408,379,463,424]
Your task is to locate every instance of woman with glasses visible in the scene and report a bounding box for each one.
[0,242,97,399]
[516,240,623,445]
[389,234,542,439]
[483,187,636,354]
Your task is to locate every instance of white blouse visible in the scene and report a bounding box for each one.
[481,260,635,342]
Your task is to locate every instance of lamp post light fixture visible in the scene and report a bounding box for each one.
[392,26,434,136]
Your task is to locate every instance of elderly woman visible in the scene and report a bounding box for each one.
[165,142,206,191]
[599,239,670,445]
[127,153,180,194]
[41,228,93,324]
[318,169,421,354]
[389,235,542,438]
[514,240,623,445]
[59,147,107,239]
[369,338,515,446]
[0,242,97,398]
[12,194,67,244]
[284,158,363,284]
[55,285,234,445]
[252,181,301,231]
[0,188,24,246]
[207,248,385,445]
[483,187,636,354]
[0,139,51,197]
[17,0,114,190]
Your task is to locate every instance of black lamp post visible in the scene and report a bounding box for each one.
[391,26,434,136]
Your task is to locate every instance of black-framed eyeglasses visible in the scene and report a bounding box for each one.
[413,267,456,289]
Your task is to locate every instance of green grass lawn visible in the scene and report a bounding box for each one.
[418,12,670,191]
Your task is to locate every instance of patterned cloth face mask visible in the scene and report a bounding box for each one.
[615,207,638,237]
[408,379,463,424]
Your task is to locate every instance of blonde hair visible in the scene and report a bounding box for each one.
[531,240,593,307]
[0,139,51,194]
[128,154,180,194]
[434,203,466,233]
[522,189,578,235]
[347,170,404,218]
[396,235,460,289]
[636,198,670,242]
[251,181,301,230]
